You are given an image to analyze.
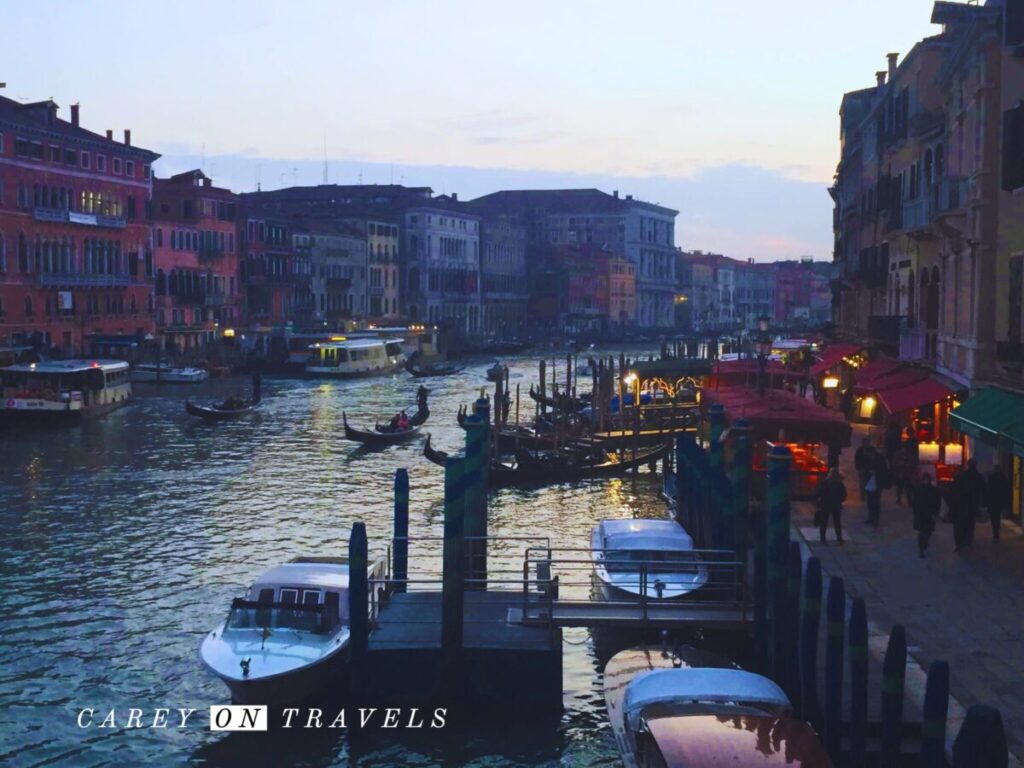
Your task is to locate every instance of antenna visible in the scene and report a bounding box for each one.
[201,143,206,172]
[292,167,298,186]
[255,162,263,192]
[322,137,328,184]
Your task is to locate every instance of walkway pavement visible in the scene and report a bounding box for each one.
[791,424,1024,764]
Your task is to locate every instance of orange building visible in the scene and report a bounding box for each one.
[0,96,159,357]
[152,170,241,353]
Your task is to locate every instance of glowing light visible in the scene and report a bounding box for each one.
[919,441,940,463]
[858,396,876,419]
[623,372,638,386]
[330,336,347,342]
[945,443,964,465]
[222,328,236,338]
[822,376,840,389]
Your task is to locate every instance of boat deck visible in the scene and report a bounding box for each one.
[515,599,752,630]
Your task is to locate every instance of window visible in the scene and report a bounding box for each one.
[279,588,299,605]
[125,160,135,178]
[0,134,3,154]
[96,155,106,172]
[24,296,32,317]
[143,164,150,179]
[156,228,163,248]
[64,148,77,166]
[81,151,90,169]
[1002,105,1024,192]
[0,233,4,272]
[112,158,122,175]
[49,146,60,162]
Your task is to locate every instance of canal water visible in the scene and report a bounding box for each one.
[0,350,674,767]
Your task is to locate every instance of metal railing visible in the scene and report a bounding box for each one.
[521,545,748,625]
[36,272,134,287]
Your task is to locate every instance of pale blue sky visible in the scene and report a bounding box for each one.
[5,0,944,260]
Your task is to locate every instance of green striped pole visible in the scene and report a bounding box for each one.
[766,444,792,678]
[731,418,752,567]
[463,414,488,589]
[708,404,727,550]
[824,576,845,761]
[785,541,802,705]
[849,597,869,765]
[348,521,368,703]
[441,455,466,705]
[921,661,950,768]
[393,469,409,594]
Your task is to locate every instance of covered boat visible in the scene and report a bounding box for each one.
[607,666,831,768]
[405,353,464,378]
[186,374,261,421]
[306,338,406,378]
[199,556,384,705]
[591,519,708,600]
[131,363,209,383]
[0,359,132,422]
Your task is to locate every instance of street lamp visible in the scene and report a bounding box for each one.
[755,314,771,397]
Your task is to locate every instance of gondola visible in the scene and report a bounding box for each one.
[185,374,262,421]
[486,362,505,382]
[405,354,464,378]
[343,412,423,446]
[343,387,430,446]
[423,434,668,487]
[528,385,589,412]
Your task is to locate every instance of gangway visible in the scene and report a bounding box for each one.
[510,545,752,632]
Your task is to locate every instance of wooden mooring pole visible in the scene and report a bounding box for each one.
[880,625,907,768]
[849,597,869,765]
[823,576,845,761]
[799,556,822,729]
[464,412,488,589]
[441,456,466,706]
[921,661,950,768]
[765,444,792,681]
[348,521,369,702]
[393,469,409,593]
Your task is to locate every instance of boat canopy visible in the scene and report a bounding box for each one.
[599,520,694,551]
[623,668,791,723]
[252,560,350,592]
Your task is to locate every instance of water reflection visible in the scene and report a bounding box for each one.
[1,350,668,767]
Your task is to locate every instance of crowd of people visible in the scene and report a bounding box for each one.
[816,422,1013,557]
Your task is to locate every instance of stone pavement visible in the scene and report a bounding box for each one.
[791,424,1024,764]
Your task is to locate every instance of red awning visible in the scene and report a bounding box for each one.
[809,343,862,376]
[703,387,852,446]
[853,358,913,393]
[878,377,957,415]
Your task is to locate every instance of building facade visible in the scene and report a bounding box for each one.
[0,97,158,356]
[152,170,241,352]
[299,220,368,326]
[403,197,481,335]
[241,212,304,327]
[364,218,400,321]
[477,212,529,336]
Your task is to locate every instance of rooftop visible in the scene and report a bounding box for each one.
[469,188,678,216]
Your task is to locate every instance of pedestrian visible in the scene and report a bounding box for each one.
[949,467,968,552]
[912,472,941,557]
[854,437,872,491]
[817,467,847,544]
[961,459,986,548]
[891,446,909,505]
[986,464,1012,544]
[864,454,883,527]
[884,422,902,463]
[827,442,841,470]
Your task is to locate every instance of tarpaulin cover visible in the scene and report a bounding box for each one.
[703,387,852,447]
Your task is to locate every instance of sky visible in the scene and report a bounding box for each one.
[4,0,947,261]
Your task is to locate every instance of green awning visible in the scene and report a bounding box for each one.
[950,388,1024,446]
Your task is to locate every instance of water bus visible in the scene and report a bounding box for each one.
[0,360,132,422]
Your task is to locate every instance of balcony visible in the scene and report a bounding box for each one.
[204,293,226,308]
[326,276,352,291]
[902,197,931,234]
[36,272,134,287]
[33,207,126,229]
[369,285,385,297]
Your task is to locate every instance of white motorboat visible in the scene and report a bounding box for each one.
[591,519,708,601]
[131,363,209,383]
[304,338,406,378]
[0,359,132,421]
[605,662,832,768]
[200,557,375,705]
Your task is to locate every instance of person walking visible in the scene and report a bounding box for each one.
[817,467,847,544]
[912,472,941,557]
[864,452,883,527]
[854,438,872,492]
[949,467,968,552]
[891,446,910,506]
[962,459,986,548]
[986,464,1012,543]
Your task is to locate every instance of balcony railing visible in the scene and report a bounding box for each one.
[198,244,224,261]
[204,294,226,307]
[369,285,385,297]
[36,272,134,287]
[899,326,926,361]
[34,207,126,229]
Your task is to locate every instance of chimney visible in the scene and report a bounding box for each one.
[613,190,619,198]
[105,129,113,141]
[70,103,80,127]
[625,194,633,201]
[451,192,457,201]
[123,129,131,146]
[876,71,887,88]
[887,52,899,80]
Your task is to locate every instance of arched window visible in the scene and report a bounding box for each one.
[924,150,933,188]
[18,234,27,273]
